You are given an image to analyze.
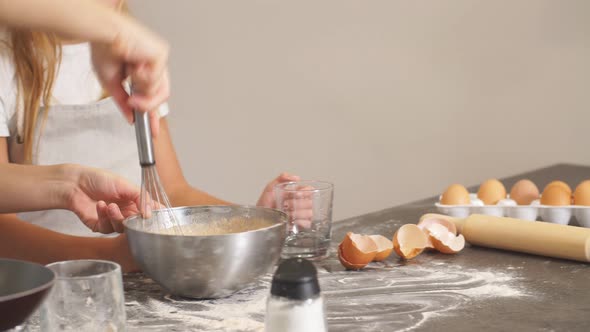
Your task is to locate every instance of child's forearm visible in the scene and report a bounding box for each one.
[0,0,126,44]
[168,184,233,208]
[0,164,76,213]
[0,214,137,272]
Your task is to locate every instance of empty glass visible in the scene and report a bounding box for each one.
[275,181,334,259]
[40,260,126,331]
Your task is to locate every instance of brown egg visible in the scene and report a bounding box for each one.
[477,179,506,205]
[573,180,590,206]
[440,184,470,205]
[540,186,571,206]
[543,181,572,196]
[509,179,540,205]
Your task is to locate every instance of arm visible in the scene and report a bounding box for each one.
[0,162,141,233]
[0,138,137,271]
[153,118,300,208]
[0,163,69,213]
[0,0,169,120]
[0,0,134,45]
[98,116,303,227]
[0,216,137,271]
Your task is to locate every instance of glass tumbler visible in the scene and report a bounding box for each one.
[275,181,334,259]
[40,260,126,331]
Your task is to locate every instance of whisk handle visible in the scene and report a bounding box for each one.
[134,110,155,166]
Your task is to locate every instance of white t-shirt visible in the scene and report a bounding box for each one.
[0,38,168,138]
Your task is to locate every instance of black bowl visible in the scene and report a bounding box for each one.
[0,259,55,330]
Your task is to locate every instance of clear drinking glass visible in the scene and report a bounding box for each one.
[275,181,334,259]
[40,260,126,331]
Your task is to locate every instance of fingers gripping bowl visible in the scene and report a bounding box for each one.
[123,206,287,299]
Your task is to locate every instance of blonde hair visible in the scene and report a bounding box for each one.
[9,30,61,163]
[9,1,128,163]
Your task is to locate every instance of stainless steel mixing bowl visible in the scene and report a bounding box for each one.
[124,205,287,298]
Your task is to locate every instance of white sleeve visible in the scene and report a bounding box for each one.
[122,79,169,118]
[0,35,16,138]
[158,102,170,117]
[0,104,9,137]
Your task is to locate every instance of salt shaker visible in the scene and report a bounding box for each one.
[265,258,327,332]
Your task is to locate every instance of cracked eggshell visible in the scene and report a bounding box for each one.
[422,223,465,254]
[392,224,429,259]
[339,232,378,267]
[368,235,394,262]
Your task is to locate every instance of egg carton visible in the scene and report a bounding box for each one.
[435,194,590,227]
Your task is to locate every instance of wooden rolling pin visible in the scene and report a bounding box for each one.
[420,213,590,263]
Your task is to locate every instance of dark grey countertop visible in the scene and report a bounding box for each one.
[122,164,590,331]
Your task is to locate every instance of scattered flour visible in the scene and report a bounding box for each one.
[321,262,529,331]
[144,296,265,332]
[123,260,529,332]
[125,276,271,332]
[407,265,527,298]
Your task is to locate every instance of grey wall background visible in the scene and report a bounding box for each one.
[129,0,590,220]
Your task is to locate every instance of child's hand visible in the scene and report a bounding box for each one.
[257,173,314,229]
[256,173,299,208]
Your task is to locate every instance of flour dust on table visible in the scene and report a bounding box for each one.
[321,260,528,331]
[121,257,529,332]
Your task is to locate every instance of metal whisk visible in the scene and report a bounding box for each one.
[134,110,184,235]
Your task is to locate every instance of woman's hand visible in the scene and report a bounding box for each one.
[91,16,170,137]
[62,165,140,234]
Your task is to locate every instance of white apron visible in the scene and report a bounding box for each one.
[8,98,142,237]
